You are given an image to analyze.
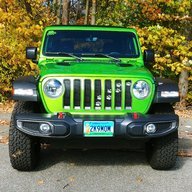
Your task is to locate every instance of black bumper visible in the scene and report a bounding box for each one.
[15,113,179,139]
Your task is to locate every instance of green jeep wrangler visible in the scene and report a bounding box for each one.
[9,25,180,171]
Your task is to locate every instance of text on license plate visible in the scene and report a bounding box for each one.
[83,121,114,137]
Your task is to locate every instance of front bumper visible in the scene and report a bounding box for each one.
[15,113,179,139]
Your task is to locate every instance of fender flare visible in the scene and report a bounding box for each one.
[153,77,180,103]
[12,76,39,101]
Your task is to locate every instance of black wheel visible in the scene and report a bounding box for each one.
[146,103,178,170]
[146,130,178,170]
[9,101,40,171]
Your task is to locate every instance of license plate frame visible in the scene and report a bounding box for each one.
[83,121,114,137]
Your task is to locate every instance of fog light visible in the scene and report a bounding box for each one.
[39,123,52,134]
[145,123,156,134]
[17,121,22,129]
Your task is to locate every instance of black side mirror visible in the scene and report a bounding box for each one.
[26,47,37,63]
[144,50,155,64]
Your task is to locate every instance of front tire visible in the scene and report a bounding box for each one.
[146,131,178,170]
[9,101,40,171]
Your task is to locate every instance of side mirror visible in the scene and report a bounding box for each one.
[144,50,155,64]
[26,47,37,63]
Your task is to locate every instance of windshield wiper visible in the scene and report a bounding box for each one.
[81,53,121,63]
[45,52,83,62]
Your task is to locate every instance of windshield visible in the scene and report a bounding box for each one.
[43,30,140,58]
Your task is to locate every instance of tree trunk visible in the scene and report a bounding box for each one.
[91,0,96,25]
[178,68,189,109]
[177,20,191,109]
[75,0,81,24]
[62,0,69,25]
[55,0,61,24]
[24,0,32,15]
[84,0,90,24]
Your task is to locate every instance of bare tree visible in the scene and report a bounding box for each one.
[91,0,96,25]
[84,0,90,24]
[177,18,192,109]
[179,67,189,109]
[54,0,61,24]
[62,0,69,25]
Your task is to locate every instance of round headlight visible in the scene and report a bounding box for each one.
[133,80,150,99]
[43,79,63,98]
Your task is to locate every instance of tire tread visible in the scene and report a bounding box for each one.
[9,101,39,171]
[147,131,178,170]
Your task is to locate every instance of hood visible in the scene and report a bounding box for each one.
[39,60,153,80]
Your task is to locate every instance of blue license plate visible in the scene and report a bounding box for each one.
[83,121,114,137]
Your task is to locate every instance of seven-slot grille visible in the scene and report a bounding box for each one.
[63,79,132,110]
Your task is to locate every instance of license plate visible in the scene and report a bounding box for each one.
[84,121,114,137]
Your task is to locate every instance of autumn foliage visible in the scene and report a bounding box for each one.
[97,0,192,107]
[0,0,55,101]
[0,0,191,107]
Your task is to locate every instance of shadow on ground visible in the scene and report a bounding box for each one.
[36,148,186,172]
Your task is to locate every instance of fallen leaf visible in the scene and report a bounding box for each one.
[37,179,44,185]
[0,101,15,113]
[175,109,192,119]
[69,176,75,183]
[0,120,10,125]
[0,136,9,144]
[136,176,143,183]
[179,131,192,138]
[178,150,192,157]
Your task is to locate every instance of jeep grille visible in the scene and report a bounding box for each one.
[63,78,132,111]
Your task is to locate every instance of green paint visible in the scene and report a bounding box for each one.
[37,25,155,115]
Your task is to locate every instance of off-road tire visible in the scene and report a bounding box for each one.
[146,131,178,170]
[9,101,40,171]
